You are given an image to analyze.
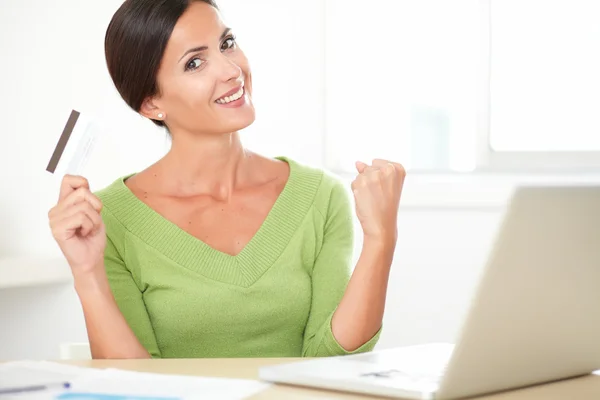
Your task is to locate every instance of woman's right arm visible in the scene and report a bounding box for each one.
[49,175,154,359]
[74,266,151,359]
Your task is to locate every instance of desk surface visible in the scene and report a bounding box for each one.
[60,358,600,400]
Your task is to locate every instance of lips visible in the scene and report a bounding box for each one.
[216,84,244,104]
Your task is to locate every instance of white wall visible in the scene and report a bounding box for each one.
[0,0,504,360]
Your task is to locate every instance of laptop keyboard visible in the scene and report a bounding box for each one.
[360,368,445,385]
[351,344,453,385]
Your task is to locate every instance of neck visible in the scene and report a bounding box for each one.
[158,131,251,200]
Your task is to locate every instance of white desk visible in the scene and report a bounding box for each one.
[58,358,600,399]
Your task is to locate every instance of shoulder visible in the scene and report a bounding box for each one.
[94,175,128,204]
[279,156,352,220]
[93,174,136,246]
[94,175,133,220]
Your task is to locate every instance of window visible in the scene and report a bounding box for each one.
[485,0,600,171]
[325,0,600,174]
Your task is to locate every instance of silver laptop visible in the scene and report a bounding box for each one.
[259,185,600,399]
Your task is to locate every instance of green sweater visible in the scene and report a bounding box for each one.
[95,156,381,358]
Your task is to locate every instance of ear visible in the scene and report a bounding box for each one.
[140,97,164,121]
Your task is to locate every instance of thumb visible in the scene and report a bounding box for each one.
[355,161,368,174]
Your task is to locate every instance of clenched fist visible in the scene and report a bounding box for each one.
[351,159,406,242]
[48,175,106,276]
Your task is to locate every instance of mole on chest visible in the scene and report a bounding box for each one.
[177,206,269,255]
[136,177,284,256]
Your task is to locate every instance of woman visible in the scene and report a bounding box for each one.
[48,0,405,359]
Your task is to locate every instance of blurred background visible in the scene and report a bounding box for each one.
[1,0,599,359]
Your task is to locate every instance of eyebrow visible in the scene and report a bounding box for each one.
[178,27,232,62]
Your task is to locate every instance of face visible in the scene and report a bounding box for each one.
[142,1,255,135]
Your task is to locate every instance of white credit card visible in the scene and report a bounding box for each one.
[46,109,98,177]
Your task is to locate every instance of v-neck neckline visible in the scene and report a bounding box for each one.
[103,156,323,287]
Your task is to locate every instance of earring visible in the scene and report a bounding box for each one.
[158,113,164,119]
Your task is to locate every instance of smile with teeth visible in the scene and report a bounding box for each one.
[216,86,244,104]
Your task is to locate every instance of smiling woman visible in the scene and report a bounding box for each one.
[46,0,406,359]
[104,0,254,134]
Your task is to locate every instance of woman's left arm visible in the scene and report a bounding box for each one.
[302,159,405,356]
[331,159,405,351]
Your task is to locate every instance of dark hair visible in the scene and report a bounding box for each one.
[104,0,219,128]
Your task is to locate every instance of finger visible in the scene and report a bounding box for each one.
[58,175,90,202]
[52,212,95,241]
[355,161,368,174]
[374,159,406,176]
[79,213,95,237]
[362,166,383,183]
[354,167,384,196]
[371,159,391,169]
[370,160,396,188]
[372,159,406,193]
[54,201,101,226]
[51,188,98,219]
[372,159,403,175]
[352,174,367,188]
[51,207,102,240]
[364,166,381,180]
[351,174,368,193]
[367,164,382,172]
[59,187,102,213]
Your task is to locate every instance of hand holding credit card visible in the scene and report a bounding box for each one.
[46,109,107,275]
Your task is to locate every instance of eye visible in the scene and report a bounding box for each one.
[221,35,237,52]
[185,57,204,71]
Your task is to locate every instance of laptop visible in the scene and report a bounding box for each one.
[259,185,600,399]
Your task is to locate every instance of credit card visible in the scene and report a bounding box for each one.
[46,109,98,176]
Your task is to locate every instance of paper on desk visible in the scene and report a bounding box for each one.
[67,368,270,400]
[0,361,95,391]
[0,361,270,400]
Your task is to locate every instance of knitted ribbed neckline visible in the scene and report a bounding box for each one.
[101,156,323,287]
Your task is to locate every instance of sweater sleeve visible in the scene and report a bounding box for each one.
[104,232,162,358]
[301,178,382,357]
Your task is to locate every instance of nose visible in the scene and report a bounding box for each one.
[217,52,242,83]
